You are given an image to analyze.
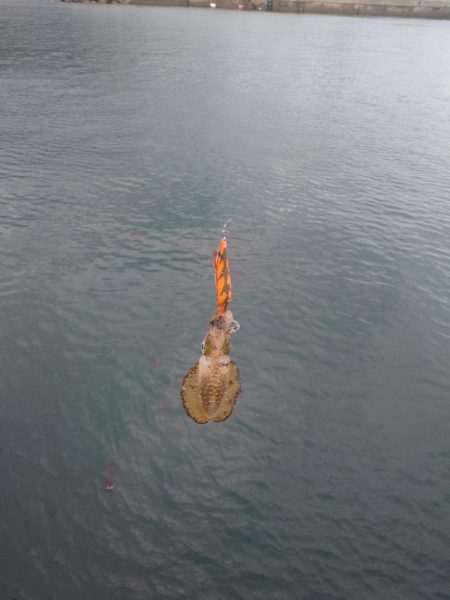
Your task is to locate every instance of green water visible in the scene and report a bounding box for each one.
[1,2,450,598]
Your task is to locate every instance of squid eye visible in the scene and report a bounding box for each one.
[201,338,206,352]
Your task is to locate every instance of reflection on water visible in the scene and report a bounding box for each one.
[1,1,450,598]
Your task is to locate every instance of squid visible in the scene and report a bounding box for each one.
[181,235,241,423]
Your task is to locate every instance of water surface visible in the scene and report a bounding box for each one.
[1,2,450,598]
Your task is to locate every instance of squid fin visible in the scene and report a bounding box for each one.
[180,363,208,424]
[211,362,240,422]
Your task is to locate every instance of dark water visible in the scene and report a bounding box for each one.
[1,1,450,598]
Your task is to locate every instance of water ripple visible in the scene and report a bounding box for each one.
[1,3,450,599]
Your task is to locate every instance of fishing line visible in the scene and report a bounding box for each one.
[222,218,232,238]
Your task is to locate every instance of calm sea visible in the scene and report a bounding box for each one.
[1,1,450,598]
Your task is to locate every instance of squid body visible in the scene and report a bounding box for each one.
[181,237,241,424]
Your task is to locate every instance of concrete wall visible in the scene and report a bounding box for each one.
[67,0,450,18]
[273,0,450,17]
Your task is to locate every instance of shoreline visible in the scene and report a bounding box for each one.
[61,0,450,19]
